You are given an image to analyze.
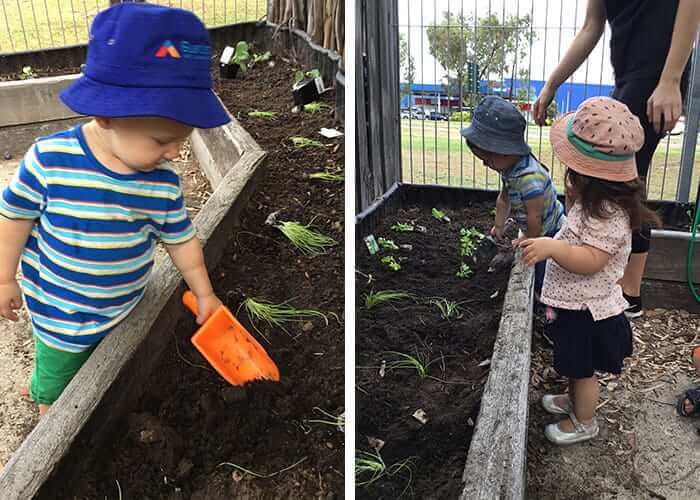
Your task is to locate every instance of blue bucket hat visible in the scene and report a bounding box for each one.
[60,3,229,129]
[460,96,530,156]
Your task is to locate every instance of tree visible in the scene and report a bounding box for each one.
[426,12,532,96]
[399,34,416,84]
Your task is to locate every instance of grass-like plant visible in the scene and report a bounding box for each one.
[248,110,278,119]
[218,457,307,479]
[377,237,399,251]
[381,255,401,271]
[309,171,344,182]
[291,136,328,149]
[275,220,337,256]
[305,407,345,432]
[430,297,463,320]
[383,351,433,379]
[241,297,330,340]
[364,290,412,310]
[456,263,473,279]
[355,451,416,492]
[391,222,415,232]
[303,101,331,114]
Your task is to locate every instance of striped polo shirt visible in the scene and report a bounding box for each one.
[0,126,195,352]
[501,155,565,236]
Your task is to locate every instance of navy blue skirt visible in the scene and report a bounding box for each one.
[547,308,633,379]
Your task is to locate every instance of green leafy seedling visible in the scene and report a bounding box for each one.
[275,220,337,256]
[248,110,278,119]
[381,256,401,271]
[20,66,36,80]
[231,41,250,73]
[251,50,271,66]
[431,208,448,221]
[430,297,463,320]
[240,297,331,340]
[364,290,412,310]
[459,227,485,257]
[294,68,322,85]
[456,263,473,279]
[377,238,399,251]
[391,222,415,232]
[291,136,328,149]
[309,171,344,182]
[303,101,331,114]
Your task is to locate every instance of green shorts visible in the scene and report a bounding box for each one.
[30,334,96,405]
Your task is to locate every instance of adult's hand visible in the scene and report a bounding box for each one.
[533,85,556,126]
[647,79,683,134]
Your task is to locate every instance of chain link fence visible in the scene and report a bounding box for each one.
[398,0,699,203]
[0,0,265,54]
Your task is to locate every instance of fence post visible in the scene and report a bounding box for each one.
[677,35,700,203]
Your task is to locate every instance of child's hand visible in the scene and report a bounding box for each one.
[490,225,505,241]
[195,292,222,325]
[0,280,22,321]
[518,237,555,266]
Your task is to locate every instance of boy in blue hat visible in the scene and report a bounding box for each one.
[0,3,229,416]
[461,96,565,295]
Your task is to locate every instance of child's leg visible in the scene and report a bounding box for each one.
[558,376,599,432]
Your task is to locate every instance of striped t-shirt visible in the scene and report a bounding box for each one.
[501,154,565,236]
[0,126,196,352]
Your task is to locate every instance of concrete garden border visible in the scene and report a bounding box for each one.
[356,183,534,499]
[0,83,265,499]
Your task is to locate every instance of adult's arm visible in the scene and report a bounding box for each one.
[647,0,700,134]
[533,0,607,125]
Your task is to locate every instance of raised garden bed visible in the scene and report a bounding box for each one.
[0,25,343,500]
[355,184,533,499]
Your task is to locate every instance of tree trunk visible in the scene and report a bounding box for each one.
[267,0,342,58]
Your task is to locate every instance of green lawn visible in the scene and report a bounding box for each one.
[0,0,264,53]
[401,119,698,202]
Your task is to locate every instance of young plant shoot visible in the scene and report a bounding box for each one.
[309,171,344,182]
[275,220,337,256]
[303,101,331,114]
[377,238,399,251]
[364,290,412,310]
[456,263,473,279]
[291,136,328,149]
[241,297,331,340]
[430,298,463,320]
[391,222,414,233]
[248,110,278,119]
[381,256,401,271]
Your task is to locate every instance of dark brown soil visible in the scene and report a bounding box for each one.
[49,56,344,499]
[355,205,510,499]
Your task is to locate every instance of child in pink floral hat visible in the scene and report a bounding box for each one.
[517,96,659,445]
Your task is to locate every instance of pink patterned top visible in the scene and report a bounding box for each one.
[540,201,631,321]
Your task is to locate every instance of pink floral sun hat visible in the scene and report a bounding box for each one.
[550,96,645,182]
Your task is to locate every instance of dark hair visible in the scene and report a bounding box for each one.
[565,169,661,230]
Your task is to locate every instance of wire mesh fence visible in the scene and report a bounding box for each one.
[0,0,266,55]
[398,0,699,203]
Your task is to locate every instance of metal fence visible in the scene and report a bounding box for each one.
[0,0,266,54]
[397,0,700,203]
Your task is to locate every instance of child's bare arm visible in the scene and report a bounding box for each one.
[0,217,34,321]
[492,187,510,239]
[165,237,222,324]
[524,195,544,238]
[519,238,610,275]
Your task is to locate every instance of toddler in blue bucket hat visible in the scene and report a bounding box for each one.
[0,3,228,417]
[461,96,565,296]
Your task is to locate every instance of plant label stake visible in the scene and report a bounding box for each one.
[219,46,239,79]
[182,291,280,386]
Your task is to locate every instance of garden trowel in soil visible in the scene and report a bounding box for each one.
[182,291,280,386]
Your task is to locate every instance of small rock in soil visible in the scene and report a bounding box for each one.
[221,386,248,403]
[302,321,314,332]
[3,151,11,160]
[139,429,162,444]
[175,457,194,479]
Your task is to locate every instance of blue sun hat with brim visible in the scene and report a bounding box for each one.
[461,95,531,156]
[60,3,229,129]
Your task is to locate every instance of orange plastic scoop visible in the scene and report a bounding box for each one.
[182,291,280,386]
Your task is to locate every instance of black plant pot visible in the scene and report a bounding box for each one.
[219,63,239,79]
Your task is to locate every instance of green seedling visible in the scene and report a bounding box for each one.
[218,457,307,479]
[231,41,251,73]
[240,297,330,340]
[430,297,463,320]
[251,50,271,67]
[294,68,322,85]
[20,66,37,80]
[248,110,278,119]
[309,171,344,182]
[383,351,434,379]
[364,290,412,310]
[381,256,401,271]
[456,263,473,279]
[304,407,345,432]
[355,451,416,491]
[377,238,399,251]
[391,222,415,232]
[291,136,328,149]
[459,227,485,257]
[275,220,337,256]
[431,208,449,222]
[303,101,331,114]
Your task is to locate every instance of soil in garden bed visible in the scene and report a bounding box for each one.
[356,204,511,499]
[48,56,344,499]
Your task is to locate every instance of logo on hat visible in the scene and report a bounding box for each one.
[155,40,181,58]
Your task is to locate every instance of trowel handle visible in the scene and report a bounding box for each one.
[182,290,199,316]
